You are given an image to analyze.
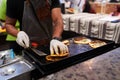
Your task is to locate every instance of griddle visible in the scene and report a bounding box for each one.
[23,35,115,78]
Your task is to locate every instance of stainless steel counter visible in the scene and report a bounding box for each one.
[39,47,120,80]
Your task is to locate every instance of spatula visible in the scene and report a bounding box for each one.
[27,47,47,56]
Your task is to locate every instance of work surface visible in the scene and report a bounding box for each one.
[39,47,120,80]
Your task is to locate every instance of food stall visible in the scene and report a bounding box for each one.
[0,31,117,80]
[0,1,120,80]
[0,12,119,80]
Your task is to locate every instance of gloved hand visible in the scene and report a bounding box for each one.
[50,39,68,55]
[16,31,30,48]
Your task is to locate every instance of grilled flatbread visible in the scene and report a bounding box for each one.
[66,8,74,14]
[89,40,106,48]
[74,37,91,44]
[46,52,69,61]
[62,40,70,45]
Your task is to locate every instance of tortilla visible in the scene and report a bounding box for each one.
[62,40,70,45]
[89,40,106,48]
[74,37,91,44]
[46,52,69,61]
[66,8,74,13]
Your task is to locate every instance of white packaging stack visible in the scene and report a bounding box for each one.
[62,14,74,31]
[114,23,120,43]
[69,13,90,33]
[103,22,120,43]
[90,14,109,38]
[92,20,107,38]
[79,14,104,36]
[62,13,120,44]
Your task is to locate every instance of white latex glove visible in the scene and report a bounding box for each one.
[50,39,68,55]
[16,31,30,48]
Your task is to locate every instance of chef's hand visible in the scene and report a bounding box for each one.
[16,31,30,48]
[50,39,68,55]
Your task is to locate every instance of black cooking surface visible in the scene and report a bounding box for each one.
[69,43,92,55]
[23,35,115,78]
[34,39,93,65]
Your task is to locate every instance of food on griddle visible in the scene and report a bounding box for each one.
[46,52,69,61]
[66,8,74,13]
[89,40,106,48]
[62,40,70,45]
[46,56,63,61]
[74,37,91,44]
[0,27,6,33]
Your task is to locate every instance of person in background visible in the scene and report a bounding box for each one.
[110,5,120,17]
[59,0,66,14]
[5,0,68,55]
[59,0,65,3]
[65,0,95,13]
[65,0,86,13]
[83,0,95,13]
[0,0,6,21]
[109,0,118,3]
[0,0,21,52]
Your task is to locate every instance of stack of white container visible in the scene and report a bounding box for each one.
[62,13,120,43]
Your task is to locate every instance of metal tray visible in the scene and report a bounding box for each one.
[0,58,35,80]
[23,35,115,77]
[0,49,21,67]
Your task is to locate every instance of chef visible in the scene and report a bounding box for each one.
[5,0,68,55]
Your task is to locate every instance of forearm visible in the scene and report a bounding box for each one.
[5,16,19,37]
[52,17,63,38]
[52,8,64,39]
[5,24,19,37]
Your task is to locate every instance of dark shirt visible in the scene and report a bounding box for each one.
[110,0,118,3]
[6,0,25,28]
[6,0,60,29]
[6,0,61,52]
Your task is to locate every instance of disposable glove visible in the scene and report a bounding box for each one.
[50,39,68,55]
[16,31,30,48]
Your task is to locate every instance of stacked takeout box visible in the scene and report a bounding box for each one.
[62,13,120,44]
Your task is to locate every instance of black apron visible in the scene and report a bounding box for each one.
[22,0,52,42]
